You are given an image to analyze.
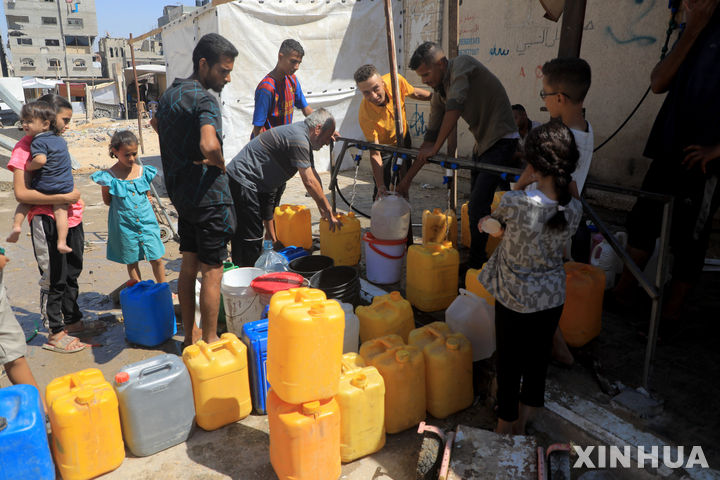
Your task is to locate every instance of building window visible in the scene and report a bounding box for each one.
[48,58,61,68]
[45,39,60,47]
[67,18,83,27]
[21,58,34,67]
[73,59,86,67]
[6,15,29,26]
[16,38,32,46]
[41,17,58,25]
[65,36,90,47]
[109,49,114,58]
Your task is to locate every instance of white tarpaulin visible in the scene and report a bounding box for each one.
[90,81,119,105]
[161,0,402,171]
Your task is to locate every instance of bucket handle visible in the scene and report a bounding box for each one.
[368,241,405,260]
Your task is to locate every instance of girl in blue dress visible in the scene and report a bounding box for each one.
[91,131,166,284]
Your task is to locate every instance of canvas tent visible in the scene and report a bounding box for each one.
[161,0,402,171]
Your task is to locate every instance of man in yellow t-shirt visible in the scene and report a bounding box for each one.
[355,64,431,197]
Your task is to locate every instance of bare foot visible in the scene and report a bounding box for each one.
[6,227,21,243]
[57,243,72,254]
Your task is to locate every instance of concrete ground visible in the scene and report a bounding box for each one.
[1,120,718,479]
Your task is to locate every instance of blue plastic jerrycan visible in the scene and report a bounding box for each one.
[241,319,270,414]
[0,384,54,480]
[120,280,177,347]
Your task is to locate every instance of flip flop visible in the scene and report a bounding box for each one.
[42,334,87,354]
[64,322,106,337]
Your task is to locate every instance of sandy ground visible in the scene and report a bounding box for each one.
[0,118,718,479]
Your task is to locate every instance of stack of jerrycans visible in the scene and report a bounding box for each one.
[46,368,125,480]
[266,288,344,480]
[114,354,195,456]
[359,334,426,434]
[182,333,252,431]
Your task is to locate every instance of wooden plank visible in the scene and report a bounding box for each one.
[127,27,163,45]
[447,426,538,480]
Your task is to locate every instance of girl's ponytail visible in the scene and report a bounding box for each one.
[524,121,579,231]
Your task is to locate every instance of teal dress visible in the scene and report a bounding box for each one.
[91,165,165,264]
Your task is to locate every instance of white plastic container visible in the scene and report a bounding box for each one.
[221,267,266,335]
[363,232,406,285]
[370,192,411,241]
[340,302,360,353]
[445,289,495,361]
[591,240,619,289]
[113,354,195,457]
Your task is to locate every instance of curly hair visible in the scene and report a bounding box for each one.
[523,121,579,231]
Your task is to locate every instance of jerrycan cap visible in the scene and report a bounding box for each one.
[347,211,356,218]
[75,389,94,405]
[442,241,453,249]
[115,372,130,384]
[302,400,321,416]
[389,291,402,301]
[433,207,442,214]
[446,337,460,350]
[351,373,368,389]
[395,349,410,363]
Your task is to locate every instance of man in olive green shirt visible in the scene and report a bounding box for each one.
[399,42,518,268]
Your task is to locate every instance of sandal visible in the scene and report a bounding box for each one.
[42,334,87,354]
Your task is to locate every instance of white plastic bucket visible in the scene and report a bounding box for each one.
[363,232,406,285]
[221,267,266,336]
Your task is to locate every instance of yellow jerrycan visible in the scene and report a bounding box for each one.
[406,241,459,312]
[486,191,507,257]
[464,265,495,306]
[274,204,312,250]
[422,208,458,247]
[360,335,426,434]
[45,368,124,480]
[559,262,605,347]
[320,212,361,266]
[356,291,414,343]
[409,322,474,418]
[338,353,386,462]
[267,287,345,404]
[182,333,252,431]
[268,389,341,480]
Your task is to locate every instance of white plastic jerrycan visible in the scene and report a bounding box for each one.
[340,301,360,353]
[370,192,411,241]
[445,289,495,361]
[590,231,628,289]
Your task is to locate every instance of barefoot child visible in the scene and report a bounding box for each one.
[7,101,74,254]
[91,131,166,284]
[477,122,583,435]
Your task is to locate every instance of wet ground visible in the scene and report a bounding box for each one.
[1,134,718,478]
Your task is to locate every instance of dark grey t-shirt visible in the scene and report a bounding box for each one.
[226,122,313,192]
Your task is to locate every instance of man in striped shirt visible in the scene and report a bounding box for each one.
[252,39,313,248]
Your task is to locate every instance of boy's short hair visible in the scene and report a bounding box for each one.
[21,101,57,133]
[409,41,443,70]
[511,104,527,113]
[279,39,304,57]
[541,58,591,103]
[353,64,379,84]
[192,33,238,74]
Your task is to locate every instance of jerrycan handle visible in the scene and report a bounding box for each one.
[0,417,7,432]
[591,242,603,261]
[139,363,172,379]
[458,288,480,300]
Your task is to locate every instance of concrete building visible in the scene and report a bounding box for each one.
[157,1,209,28]
[3,0,100,78]
[98,36,163,80]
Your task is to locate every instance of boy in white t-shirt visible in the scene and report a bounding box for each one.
[514,57,593,365]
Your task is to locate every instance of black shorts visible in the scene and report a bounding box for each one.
[178,204,236,266]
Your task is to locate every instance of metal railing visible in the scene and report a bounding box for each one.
[329,137,673,390]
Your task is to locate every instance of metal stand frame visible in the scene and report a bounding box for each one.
[330,137,673,390]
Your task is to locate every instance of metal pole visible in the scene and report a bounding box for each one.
[329,142,336,213]
[447,0,459,211]
[129,34,145,154]
[383,0,404,148]
[642,198,673,390]
[558,0,588,58]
